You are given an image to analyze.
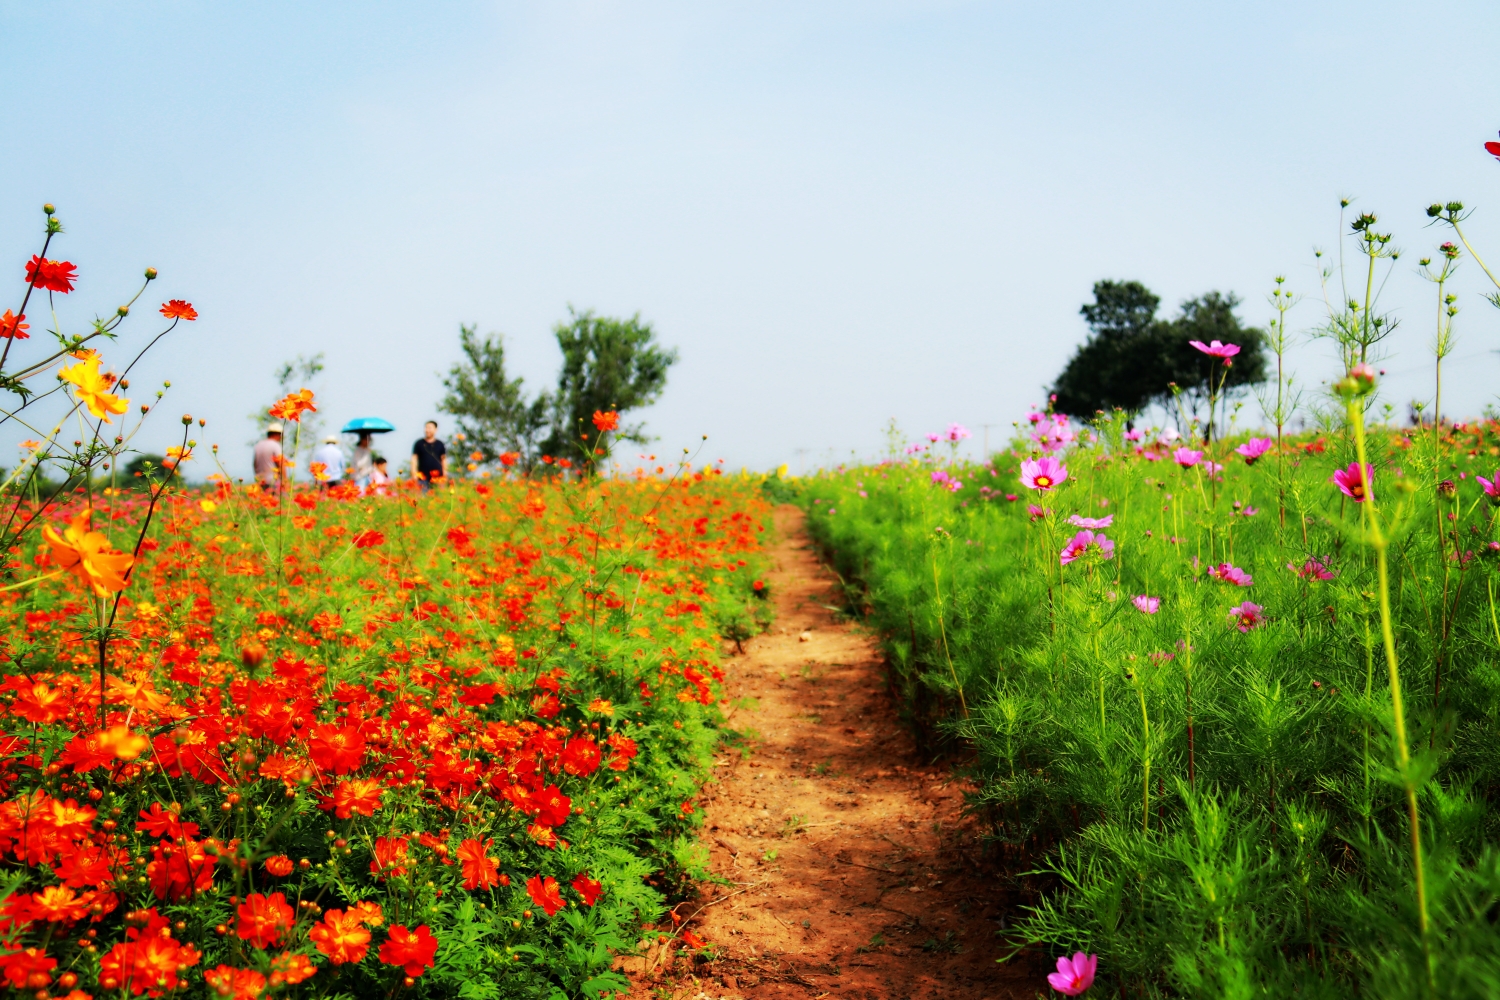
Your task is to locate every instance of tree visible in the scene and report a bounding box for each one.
[437,309,678,473]
[439,325,551,468]
[1050,282,1266,421]
[540,308,678,464]
[1050,281,1165,417]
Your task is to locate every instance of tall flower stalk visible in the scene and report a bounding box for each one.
[1341,366,1433,992]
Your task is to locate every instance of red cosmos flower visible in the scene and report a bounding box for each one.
[526,875,565,916]
[1487,135,1500,161]
[592,410,620,432]
[204,965,267,1000]
[0,309,27,340]
[25,255,77,293]
[308,724,366,774]
[499,451,519,467]
[137,801,200,840]
[558,736,601,776]
[264,854,294,877]
[269,388,316,422]
[0,946,56,989]
[329,778,383,818]
[531,785,572,827]
[379,924,438,978]
[370,836,410,880]
[159,300,198,321]
[10,680,67,724]
[456,837,501,890]
[236,892,293,948]
[97,912,201,995]
[572,872,603,906]
[681,930,707,949]
[308,909,371,965]
[146,838,217,901]
[352,529,385,549]
[606,731,638,771]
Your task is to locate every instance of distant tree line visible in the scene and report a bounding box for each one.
[1050,280,1266,421]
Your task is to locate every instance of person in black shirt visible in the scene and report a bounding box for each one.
[410,420,448,488]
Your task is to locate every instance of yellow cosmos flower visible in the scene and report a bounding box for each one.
[59,356,129,422]
[42,509,135,596]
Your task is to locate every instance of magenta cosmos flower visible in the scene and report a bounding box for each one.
[1476,470,1500,505]
[1060,530,1114,566]
[1173,447,1203,468]
[1190,339,1241,360]
[1068,514,1114,529]
[1020,456,1068,491]
[1235,437,1273,464]
[1332,462,1373,502]
[1229,601,1265,632]
[1288,558,1335,581]
[1208,562,1253,586]
[1133,595,1160,614]
[1047,952,1098,996]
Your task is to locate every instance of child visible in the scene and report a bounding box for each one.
[370,455,391,495]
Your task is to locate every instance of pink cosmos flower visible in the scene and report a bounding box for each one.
[1141,450,1161,462]
[1020,456,1068,491]
[931,470,962,492]
[1235,437,1273,464]
[1027,503,1047,520]
[1190,339,1241,360]
[1124,428,1143,441]
[1204,460,1224,477]
[1133,595,1160,614]
[1173,447,1203,468]
[904,442,928,455]
[926,432,942,443]
[1047,952,1098,996]
[1005,493,1018,501]
[1288,558,1335,581]
[1477,470,1500,505]
[1067,514,1114,529]
[945,423,971,443]
[1060,530,1114,566]
[1158,428,1180,445]
[1208,562,1252,586]
[1229,601,1265,632]
[1332,462,1373,502]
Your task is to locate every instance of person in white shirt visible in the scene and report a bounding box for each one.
[350,432,374,488]
[310,435,346,487]
[370,456,391,495]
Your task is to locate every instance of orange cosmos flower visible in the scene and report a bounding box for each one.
[236,892,293,948]
[159,300,197,321]
[525,875,564,916]
[456,838,500,890]
[42,509,135,596]
[25,255,76,293]
[10,681,68,724]
[378,925,438,978]
[162,445,192,470]
[268,388,316,422]
[308,909,370,965]
[369,836,410,880]
[263,855,294,878]
[21,885,94,923]
[0,309,27,339]
[59,356,129,422]
[330,778,382,818]
[592,410,620,432]
[307,724,365,774]
[349,900,384,927]
[268,951,316,986]
[97,724,149,761]
[572,872,603,907]
[204,964,266,999]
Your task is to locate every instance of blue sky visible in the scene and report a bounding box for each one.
[4,1,1500,476]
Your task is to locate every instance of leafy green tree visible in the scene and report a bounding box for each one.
[439,325,551,468]
[541,308,678,465]
[1050,281,1166,417]
[1051,282,1266,420]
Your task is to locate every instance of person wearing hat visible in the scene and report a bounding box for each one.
[253,423,285,490]
[310,434,346,488]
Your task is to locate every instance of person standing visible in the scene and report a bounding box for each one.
[410,420,447,488]
[253,423,284,490]
[311,435,346,487]
[350,432,374,488]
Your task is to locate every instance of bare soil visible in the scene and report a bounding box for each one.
[621,506,1034,1000]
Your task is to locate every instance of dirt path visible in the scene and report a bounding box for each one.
[622,506,1032,1000]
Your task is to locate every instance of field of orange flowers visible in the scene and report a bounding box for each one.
[0,468,769,999]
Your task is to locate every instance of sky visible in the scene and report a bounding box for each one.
[3,1,1500,477]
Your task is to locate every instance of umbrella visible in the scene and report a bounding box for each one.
[340,417,395,434]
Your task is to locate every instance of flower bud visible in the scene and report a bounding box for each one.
[43,203,55,216]
[181,414,193,425]
[1447,201,1463,214]
[117,306,129,317]
[1437,479,1457,499]
[144,267,157,280]
[1427,204,1443,218]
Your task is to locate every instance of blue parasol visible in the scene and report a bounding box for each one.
[340,417,396,434]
